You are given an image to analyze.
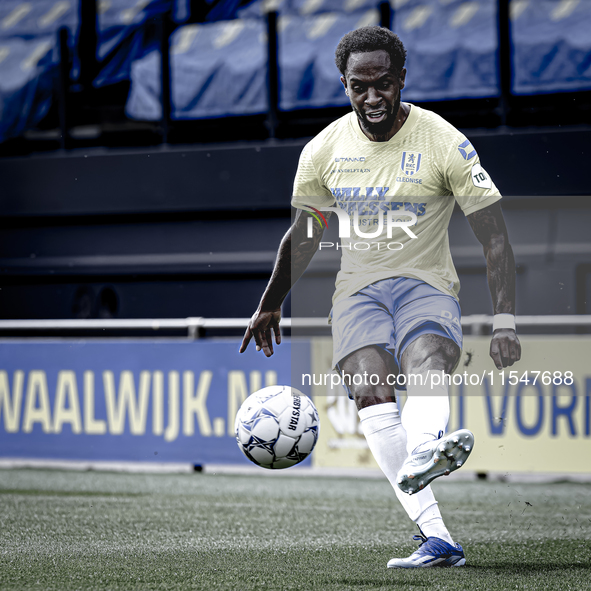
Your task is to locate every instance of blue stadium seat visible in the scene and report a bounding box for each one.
[511,0,591,95]
[0,0,172,142]
[400,0,498,101]
[126,18,267,120]
[0,35,58,143]
[94,0,172,87]
[237,0,381,19]
[0,1,78,143]
[125,8,383,120]
[279,9,380,110]
[125,1,497,121]
[0,0,77,38]
[3,0,591,140]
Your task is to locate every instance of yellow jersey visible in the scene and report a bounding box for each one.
[291,103,501,304]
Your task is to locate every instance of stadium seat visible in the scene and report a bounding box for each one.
[94,0,172,87]
[125,1,498,121]
[237,0,382,19]
[0,35,58,143]
[0,0,172,142]
[3,0,591,141]
[511,0,591,95]
[0,0,78,143]
[279,9,380,110]
[399,0,498,101]
[126,17,268,120]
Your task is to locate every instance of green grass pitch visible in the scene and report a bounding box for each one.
[0,469,590,590]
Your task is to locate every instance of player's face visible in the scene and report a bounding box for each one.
[341,50,406,140]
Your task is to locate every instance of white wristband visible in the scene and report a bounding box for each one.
[493,314,516,331]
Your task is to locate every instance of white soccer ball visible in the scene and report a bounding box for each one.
[234,385,320,469]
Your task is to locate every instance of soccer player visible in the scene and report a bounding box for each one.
[240,26,520,568]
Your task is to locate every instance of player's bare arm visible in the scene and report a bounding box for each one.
[466,201,521,369]
[239,209,329,357]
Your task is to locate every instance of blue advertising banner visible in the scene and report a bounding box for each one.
[0,339,310,465]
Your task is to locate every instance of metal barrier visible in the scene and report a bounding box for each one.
[0,316,590,338]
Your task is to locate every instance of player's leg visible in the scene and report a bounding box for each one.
[400,333,458,459]
[340,346,456,554]
[396,333,474,496]
[332,280,464,568]
[388,279,473,495]
[383,280,470,567]
[378,335,467,568]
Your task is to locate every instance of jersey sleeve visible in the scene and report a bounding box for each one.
[445,135,502,216]
[290,141,335,210]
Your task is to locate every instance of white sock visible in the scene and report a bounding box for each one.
[417,504,454,544]
[401,371,450,455]
[358,402,454,545]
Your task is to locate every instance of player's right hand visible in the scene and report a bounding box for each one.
[239,308,282,357]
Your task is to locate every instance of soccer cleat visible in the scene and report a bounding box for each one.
[396,429,475,495]
[387,533,466,568]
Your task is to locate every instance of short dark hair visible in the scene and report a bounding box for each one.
[335,26,407,78]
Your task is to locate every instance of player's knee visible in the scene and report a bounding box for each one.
[349,375,394,409]
[402,334,460,374]
[352,386,395,411]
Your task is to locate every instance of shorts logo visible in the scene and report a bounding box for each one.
[458,139,477,160]
[400,152,422,176]
[440,309,462,340]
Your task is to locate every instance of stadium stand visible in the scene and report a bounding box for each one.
[2,0,591,143]
[126,0,500,120]
[125,0,591,122]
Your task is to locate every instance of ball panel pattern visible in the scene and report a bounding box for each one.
[235,386,320,470]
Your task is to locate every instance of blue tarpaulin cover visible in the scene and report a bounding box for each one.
[0,0,77,142]
[512,0,591,95]
[2,1,590,140]
[0,0,171,142]
[94,0,172,87]
[126,0,591,121]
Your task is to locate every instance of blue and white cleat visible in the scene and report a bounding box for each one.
[387,533,466,568]
[397,429,475,495]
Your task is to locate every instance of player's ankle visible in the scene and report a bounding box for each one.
[418,518,454,546]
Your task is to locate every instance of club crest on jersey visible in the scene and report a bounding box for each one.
[400,152,422,176]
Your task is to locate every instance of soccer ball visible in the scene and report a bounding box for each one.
[234,385,320,469]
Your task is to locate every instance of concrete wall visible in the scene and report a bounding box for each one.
[0,126,590,321]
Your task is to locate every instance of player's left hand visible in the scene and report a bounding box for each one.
[490,329,521,369]
[239,307,282,357]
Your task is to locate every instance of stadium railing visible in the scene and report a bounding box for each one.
[0,315,590,338]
